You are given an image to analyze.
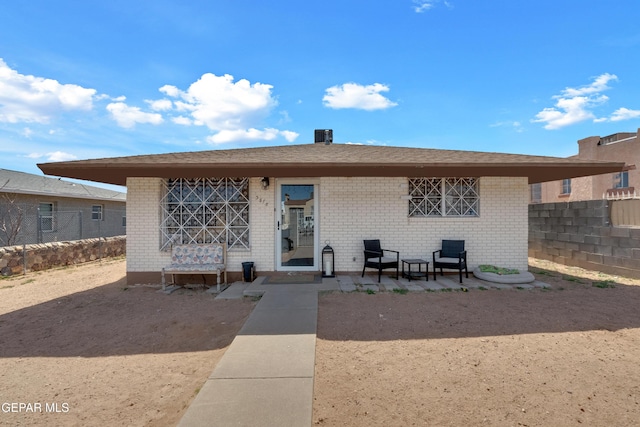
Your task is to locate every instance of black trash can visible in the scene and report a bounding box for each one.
[242,262,254,282]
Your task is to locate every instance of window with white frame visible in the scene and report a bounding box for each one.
[561,178,571,195]
[160,178,250,250]
[409,178,479,217]
[39,202,54,232]
[613,171,629,189]
[92,205,103,220]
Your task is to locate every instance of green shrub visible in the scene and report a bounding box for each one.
[479,264,520,275]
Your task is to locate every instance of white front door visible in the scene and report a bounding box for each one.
[276,180,319,271]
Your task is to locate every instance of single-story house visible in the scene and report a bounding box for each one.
[0,168,126,246]
[38,137,623,285]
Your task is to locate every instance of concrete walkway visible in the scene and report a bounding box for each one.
[178,273,549,426]
[177,278,339,427]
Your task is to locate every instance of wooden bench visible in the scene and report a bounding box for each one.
[161,243,227,292]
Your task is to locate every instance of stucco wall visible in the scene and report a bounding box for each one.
[0,192,126,245]
[535,130,638,203]
[126,176,529,284]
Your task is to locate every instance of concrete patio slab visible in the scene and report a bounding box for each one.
[359,283,380,293]
[434,276,465,290]
[358,274,375,285]
[422,281,445,291]
[378,275,399,291]
[336,275,357,292]
[403,280,426,292]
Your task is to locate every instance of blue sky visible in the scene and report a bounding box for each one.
[1,0,640,190]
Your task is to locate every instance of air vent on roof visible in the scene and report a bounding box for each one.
[314,129,333,145]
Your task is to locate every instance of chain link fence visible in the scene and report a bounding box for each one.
[0,204,126,246]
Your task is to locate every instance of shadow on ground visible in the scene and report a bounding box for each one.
[0,277,255,358]
[317,270,640,342]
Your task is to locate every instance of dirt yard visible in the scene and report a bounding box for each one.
[0,258,255,427]
[314,259,640,426]
[2,258,640,426]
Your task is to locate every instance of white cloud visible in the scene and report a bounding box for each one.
[413,0,452,13]
[156,73,298,144]
[106,102,163,128]
[27,151,77,161]
[413,0,436,12]
[280,130,299,142]
[159,73,276,131]
[610,107,640,122]
[147,98,172,111]
[159,84,180,98]
[46,151,77,162]
[561,73,617,97]
[532,74,617,130]
[207,128,299,144]
[323,82,398,111]
[0,58,96,124]
[171,116,192,125]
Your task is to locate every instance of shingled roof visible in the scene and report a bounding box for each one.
[37,143,624,186]
[0,168,126,201]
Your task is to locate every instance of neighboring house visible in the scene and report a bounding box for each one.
[38,135,622,285]
[0,169,126,246]
[530,129,639,203]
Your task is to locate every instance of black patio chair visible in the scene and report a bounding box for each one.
[432,239,468,283]
[362,239,399,283]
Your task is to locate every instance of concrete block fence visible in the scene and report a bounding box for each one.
[0,236,126,276]
[529,200,640,279]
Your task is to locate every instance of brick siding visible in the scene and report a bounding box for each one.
[126,176,529,284]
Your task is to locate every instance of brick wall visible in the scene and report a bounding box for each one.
[0,236,125,276]
[126,177,274,282]
[528,200,640,278]
[126,176,530,284]
[320,176,529,273]
[126,178,164,272]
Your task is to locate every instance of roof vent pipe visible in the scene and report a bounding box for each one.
[314,129,333,145]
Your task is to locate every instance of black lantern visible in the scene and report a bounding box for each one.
[322,242,335,278]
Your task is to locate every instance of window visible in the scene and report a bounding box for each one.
[39,203,54,232]
[614,171,629,189]
[160,178,250,250]
[122,216,127,227]
[530,183,542,203]
[409,178,479,217]
[92,205,103,220]
[561,179,571,195]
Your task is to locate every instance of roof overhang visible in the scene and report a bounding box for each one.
[37,144,625,187]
